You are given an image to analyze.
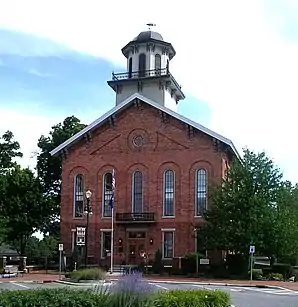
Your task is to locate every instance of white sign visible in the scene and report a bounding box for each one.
[59,244,63,251]
[200,258,210,265]
[249,245,255,254]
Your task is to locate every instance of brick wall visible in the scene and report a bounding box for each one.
[60,101,231,264]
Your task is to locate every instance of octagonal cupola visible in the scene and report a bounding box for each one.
[107,25,185,112]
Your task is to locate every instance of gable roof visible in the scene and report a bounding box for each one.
[50,93,240,159]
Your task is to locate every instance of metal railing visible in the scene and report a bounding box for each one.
[116,212,155,222]
[112,68,168,81]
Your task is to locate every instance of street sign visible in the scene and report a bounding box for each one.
[59,244,63,251]
[249,245,255,254]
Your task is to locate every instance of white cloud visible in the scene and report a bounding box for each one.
[0,108,65,171]
[28,68,53,77]
[0,0,297,182]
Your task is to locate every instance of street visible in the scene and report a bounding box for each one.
[0,280,298,307]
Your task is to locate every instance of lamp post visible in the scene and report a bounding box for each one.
[84,190,92,268]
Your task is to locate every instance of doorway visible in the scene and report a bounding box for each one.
[126,231,147,265]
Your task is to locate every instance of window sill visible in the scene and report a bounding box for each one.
[162,216,175,219]
[73,216,84,219]
[101,216,112,219]
[194,215,204,218]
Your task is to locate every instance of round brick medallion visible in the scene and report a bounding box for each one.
[132,135,143,147]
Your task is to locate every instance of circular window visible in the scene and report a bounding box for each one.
[132,135,143,147]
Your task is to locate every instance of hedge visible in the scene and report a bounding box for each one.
[154,289,230,307]
[0,288,230,307]
[65,268,106,281]
[0,288,104,307]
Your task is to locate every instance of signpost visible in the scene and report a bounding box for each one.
[249,245,255,282]
[59,244,63,280]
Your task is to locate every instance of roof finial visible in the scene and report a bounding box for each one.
[146,23,156,31]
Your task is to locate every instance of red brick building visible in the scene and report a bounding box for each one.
[51,29,239,267]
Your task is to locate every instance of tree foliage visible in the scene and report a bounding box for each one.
[36,116,86,233]
[1,165,49,255]
[200,149,298,262]
[0,131,23,173]
[25,235,58,269]
[0,131,24,245]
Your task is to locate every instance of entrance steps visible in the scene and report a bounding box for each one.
[108,265,123,274]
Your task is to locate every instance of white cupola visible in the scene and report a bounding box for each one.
[107,26,185,112]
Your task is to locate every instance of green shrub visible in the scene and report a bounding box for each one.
[262,267,272,277]
[249,269,263,280]
[152,249,163,274]
[68,267,106,281]
[154,289,230,307]
[0,288,105,307]
[271,263,293,280]
[0,286,230,307]
[267,272,284,281]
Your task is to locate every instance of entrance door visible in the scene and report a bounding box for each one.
[128,243,137,265]
[127,241,146,265]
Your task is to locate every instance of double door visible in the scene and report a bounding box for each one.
[126,230,147,265]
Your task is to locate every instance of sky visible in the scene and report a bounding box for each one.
[0,0,297,183]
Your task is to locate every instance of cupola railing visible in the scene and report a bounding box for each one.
[112,68,169,81]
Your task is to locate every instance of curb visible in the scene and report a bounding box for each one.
[106,277,288,290]
[0,280,56,284]
[55,280,109,287]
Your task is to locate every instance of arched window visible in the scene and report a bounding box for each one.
[163,170,175,216]
[103,172,113,217]
[138,54,146,77]
[155,54,161,75]
[132,171,143,212]
[74,174,84,217]
[128,57,132,78]
[195,169,207,216]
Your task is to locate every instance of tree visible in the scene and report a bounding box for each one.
[273,182,298,261]
[25,235,58,271]
[24,236,41,264]
[39,235,58,272]
[0,131,23,245]
[200,149,284,262]
[0,130,22,173]
[36,116,86,234]
[1,165,50,255]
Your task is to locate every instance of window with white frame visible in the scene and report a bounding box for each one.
[139,54,146,77]
[132,171,143,213]
[162,231,174,258]
[163,170,175,216]
[101,231,111,258]
[155,54,161,74]
[103,172,113,217]
[195,169,207,216]
[74,174,84,217]
[128,57,132,78]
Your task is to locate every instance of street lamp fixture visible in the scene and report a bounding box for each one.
[84,190,92,267]
[86,190,92,200]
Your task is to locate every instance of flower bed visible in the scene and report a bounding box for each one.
[0,272,231,307]
[65,268,106,281]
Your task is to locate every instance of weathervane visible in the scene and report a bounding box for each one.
[146,23,156,30]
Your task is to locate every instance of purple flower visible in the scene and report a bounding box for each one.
[114,271,155,294]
